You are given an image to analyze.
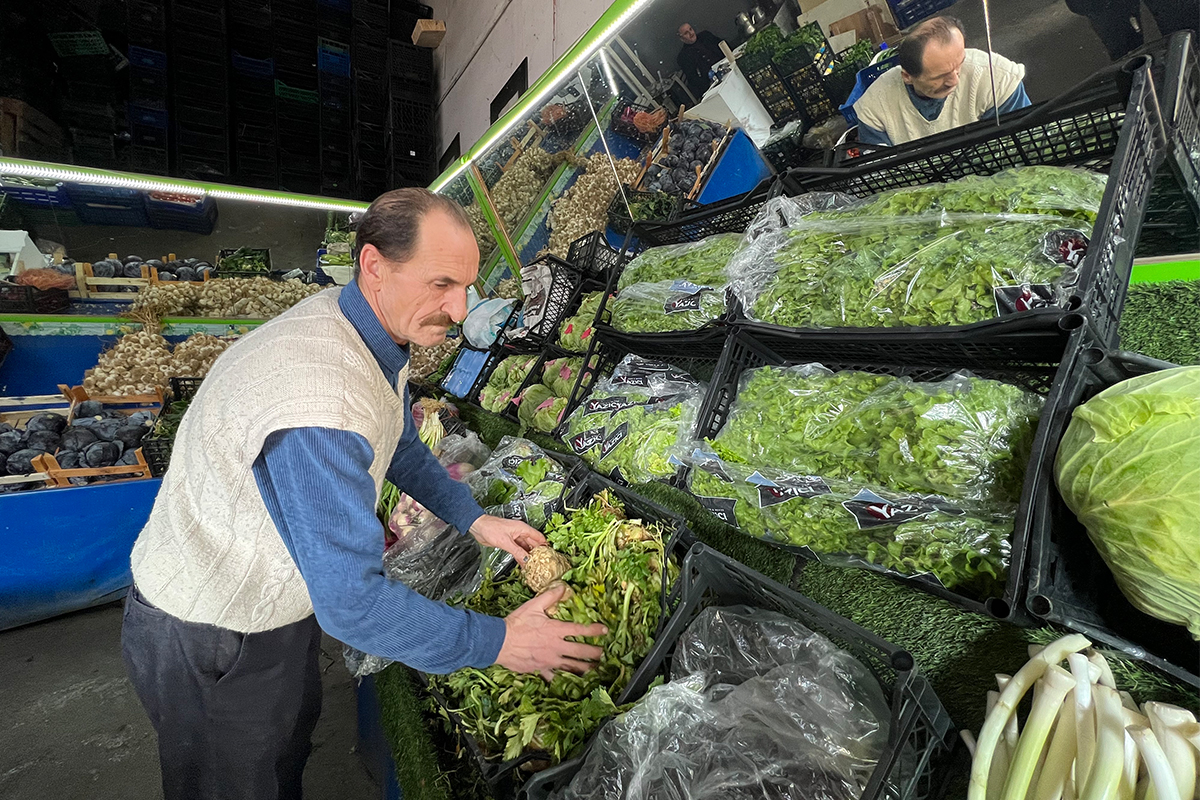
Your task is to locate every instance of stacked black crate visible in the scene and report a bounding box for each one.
[352,0,389,200]
[50,31,121,168]
[229,0,278,188]
[273,0,321,195]
[167,0,231,180]
[126,2,170,175]
[318,38,353,197]
[386,39,436,188]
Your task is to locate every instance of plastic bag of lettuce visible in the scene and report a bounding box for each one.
[562,355,704,485]
[686,450,1011,595]
[616,232,742,291]
[558,291,606,353]
[464,436,576,529]
[610,280,728,333]
[478,354,538,414]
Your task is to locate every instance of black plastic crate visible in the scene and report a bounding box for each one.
[0,283,70,314]
[606,188,698,237]
[693,323,1088,622]
[1024,347,1198,686]
[504,256,585,351]
[784,54,1177,352]
[564,231,625,282]
[522,544,955,800]
[887,0,958,28]
[1158,32,1199,217]
[142,376,203,478]
[423,475,694,798]
[742,61,802,125]
[281,169,321,194]
[387,39,433,88]
[593,324,731,386]
[609,100,664,145]
[633,177,778,247]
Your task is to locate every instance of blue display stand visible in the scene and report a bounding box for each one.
[0,333,121,395]
[0,478,160,630]
[696,128,773,205]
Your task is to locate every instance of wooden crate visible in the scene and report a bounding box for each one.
[633,114,734,201]
[71,253,211,299]
[0,386,163,489]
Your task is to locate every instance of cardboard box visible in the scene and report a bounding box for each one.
[411,19,446,48]
[828,5,898,46]
[799,0,898,44]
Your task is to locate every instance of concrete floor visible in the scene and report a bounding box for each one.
[0,601,378,800]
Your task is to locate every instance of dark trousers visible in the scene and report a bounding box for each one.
[121,585,323,800]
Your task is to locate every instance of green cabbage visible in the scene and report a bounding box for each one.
[1055,366,1200,639]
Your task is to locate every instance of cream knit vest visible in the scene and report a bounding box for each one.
[130,287,407,633]
[854,49,1025,145]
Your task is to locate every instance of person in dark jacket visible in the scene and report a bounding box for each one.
[677,23,724,99]
[1064,0,1197,61]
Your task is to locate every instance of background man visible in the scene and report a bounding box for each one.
[677,22,724,99]
[854,16,1031,146]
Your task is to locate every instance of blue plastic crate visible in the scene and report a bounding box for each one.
[232,51,275,78]
[128,103,168,129]
[65,184,150,227]
[318,41,351,77]
[0,179,72,209]
[887,0,958,29]
[441,346,490,398]
[128,45,167,71]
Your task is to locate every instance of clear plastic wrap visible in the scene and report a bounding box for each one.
[553,606,891,800]
[710,364,1043,506]
[479,354,539,413]
[729,166,1105,330]
[464,436,575,529]
[615,233,742,292]
[610,280,727,334]
[686,451,1011,595]
[561,356,704,485]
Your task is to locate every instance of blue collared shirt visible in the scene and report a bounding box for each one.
[858,81,1032,146]
[251,281,504,674]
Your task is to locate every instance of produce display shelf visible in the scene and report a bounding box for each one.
[421,472,696,800]
[632,176,780,247]
[1023,347,1198,687]
[783,44,1183,350]
[592,324,732,386]
[692,322,1088,623]
[522,544,956,800]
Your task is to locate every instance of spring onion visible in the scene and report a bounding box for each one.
[1129,726,1182,800]
[1002,665,1076,800]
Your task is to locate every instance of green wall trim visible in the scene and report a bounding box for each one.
[1130,258,1200,284]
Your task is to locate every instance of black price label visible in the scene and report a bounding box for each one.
[697,495,739,527]
[584,395,648,416]
[840,489,963,530]
[697,458,734,483]
[609,466,627,485]
[1042,229,1089,266]
[664,290,706,315]
[994,284,1056,315]
[568,427,606,454]
[500,453,538,471]
[500,500,528,522]
[756,475,832,508]
[599,422,630,461]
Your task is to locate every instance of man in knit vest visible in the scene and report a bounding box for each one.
[854,16,1031,147]
[121,188,608,800]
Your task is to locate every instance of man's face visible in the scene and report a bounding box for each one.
[678,24,697,45]
[358,210,479,348]
[904,29,965,99]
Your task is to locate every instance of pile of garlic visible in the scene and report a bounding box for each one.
[490,147,563,229]
[83,332,233,396]
[127,278,321,319]
[546,154,641,257]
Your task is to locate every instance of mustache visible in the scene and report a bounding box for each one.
[421,313,455,327]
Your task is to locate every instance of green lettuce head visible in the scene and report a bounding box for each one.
[1055,365,1200,639]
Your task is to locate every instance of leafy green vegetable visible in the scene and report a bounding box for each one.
[1055,366,1200,638]
[558,291,606,353]
[687,453,1011,596]
[429,490,676,764]
[617,233,740,291]
[479,354,538,414]
[514,457,549,489]
[1119,279,1200,365]
[711,364,1043,506]
[465,437,570,529]
[217,247,271,273]
[610,281,726,333]
[733,167,1106,329]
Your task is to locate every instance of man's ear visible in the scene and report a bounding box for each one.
[358,244,383,289]
[900,70,913,85]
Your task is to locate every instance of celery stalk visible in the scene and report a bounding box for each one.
[1130,726,1181,800]
[1070,653,1098,790]
[1143,703,1196,800]
[1035,695,1078,800]
[1080,685,1125,800]
[1120,730,1140,800]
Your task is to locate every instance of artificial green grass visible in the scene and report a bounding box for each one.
[378,399,1199,800]
[1119,279,1200,365]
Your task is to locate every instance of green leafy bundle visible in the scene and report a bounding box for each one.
[617,233,740,291]
[464,437,570,530]
[479,355,539,414]
[558,291,606,353]
[711,364,1043,506]
[734,166,1105,329]
[430,490,676,764]
[687,455,1011,595]
[610,281,727,333]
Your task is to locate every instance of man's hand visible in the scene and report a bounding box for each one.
[496,583,607,682]
[469,515,547,564]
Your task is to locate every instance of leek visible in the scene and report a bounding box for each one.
[1130,726,1182,800]
[1003,666,1076,800]
[1080,685,1125,800]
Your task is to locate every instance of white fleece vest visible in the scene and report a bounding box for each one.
[854,49,1026,145]
[130,287,407,632]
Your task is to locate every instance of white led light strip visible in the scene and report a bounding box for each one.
[0,159,368,214]
[431,0,653,191]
